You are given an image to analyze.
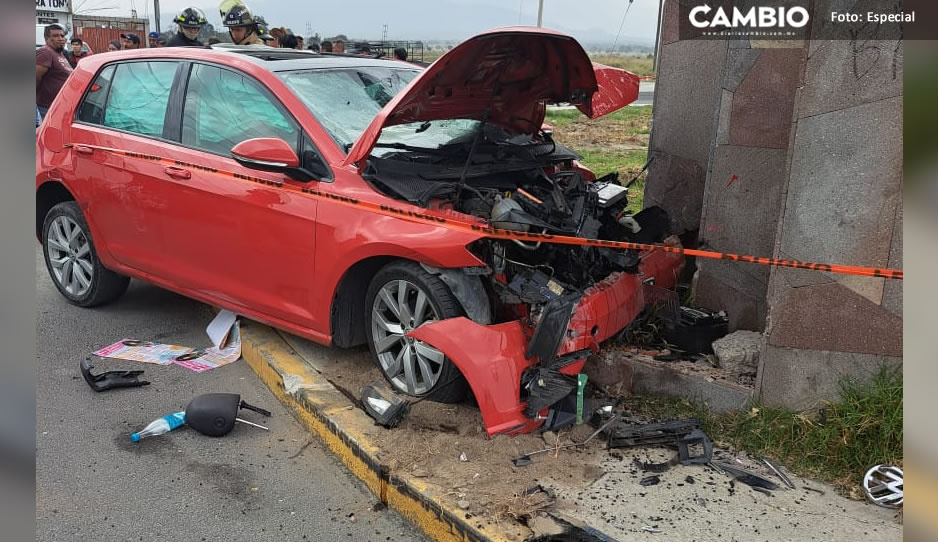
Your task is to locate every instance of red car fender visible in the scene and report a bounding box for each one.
[407,318,543,437]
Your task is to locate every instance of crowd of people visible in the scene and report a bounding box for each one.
[36,1,414,125]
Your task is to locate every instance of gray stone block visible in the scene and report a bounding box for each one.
[584,353,634,393]
[780,97,902,271]
[757,344,901,409]
[797,22,902,118]
[713,331,763,374]
[775,250,835,289]
[723,49,762,91]
[643,151,708,235]
[702,145,788,259]
[716,89,732,146]
[694,266,767,332]
[649,39,726,167]
[621,356,752,412]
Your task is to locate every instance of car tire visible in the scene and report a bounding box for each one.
[42,201,130,307]
[365,261,469,403]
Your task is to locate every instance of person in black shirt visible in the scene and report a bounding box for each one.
[167,7,207,47]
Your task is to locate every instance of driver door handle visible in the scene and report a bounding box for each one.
[163,166,191,180]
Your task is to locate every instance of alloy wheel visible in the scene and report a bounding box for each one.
[47,215,94,297]
[371,279,446,395]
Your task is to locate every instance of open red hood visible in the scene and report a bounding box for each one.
[343,27,639,166]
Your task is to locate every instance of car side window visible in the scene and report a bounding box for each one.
[101,62,178,137]
[76,64,116,125]
[182,63,298,157]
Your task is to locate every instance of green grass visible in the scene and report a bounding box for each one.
[620,366,904,495]
[544,106,653,131]
[589,54,655,77]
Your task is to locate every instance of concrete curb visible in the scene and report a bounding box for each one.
[615,354,753,411]
[239,320,509,542]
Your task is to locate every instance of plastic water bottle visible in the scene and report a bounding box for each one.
[131,411,186,442]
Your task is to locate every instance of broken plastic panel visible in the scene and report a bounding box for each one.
[605,419,700,449]
[678,428,714,465]
[522,367,578,417]
[526,295,580,362]
[80,357,149,392]
[360,383,410,428]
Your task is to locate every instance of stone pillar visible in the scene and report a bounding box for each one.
[757,1,904,408]
[695,42,806,332]
[644,0,726,238]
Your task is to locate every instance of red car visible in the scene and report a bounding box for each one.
[36,27,682,436]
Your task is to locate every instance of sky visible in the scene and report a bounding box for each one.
[72,0,661,47]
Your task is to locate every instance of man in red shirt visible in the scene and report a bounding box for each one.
[36,24,72,120]
[66,38,91,68]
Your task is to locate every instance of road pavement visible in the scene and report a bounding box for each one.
[35,248,427,542]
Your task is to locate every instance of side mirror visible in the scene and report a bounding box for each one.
[231,137,300,172]
[231,137,330,182]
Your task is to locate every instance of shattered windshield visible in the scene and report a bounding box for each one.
[373,119,481,156]
[280,67,420,153]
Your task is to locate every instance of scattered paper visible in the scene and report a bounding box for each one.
[206,309,238,349]
[93,311,242,372]
[172,321,241,372]
[93,339,190,365]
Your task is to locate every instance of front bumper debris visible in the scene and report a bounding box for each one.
[409,248,684,437]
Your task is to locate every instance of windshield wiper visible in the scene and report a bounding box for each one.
[372,142,454,155]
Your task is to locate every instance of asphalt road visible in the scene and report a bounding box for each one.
[35,248,428,542]
[635,81,654,106]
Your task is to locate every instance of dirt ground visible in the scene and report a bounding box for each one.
[279,332,902,541]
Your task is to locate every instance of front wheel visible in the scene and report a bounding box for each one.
[42,201,129,307]
[365,262,469,403]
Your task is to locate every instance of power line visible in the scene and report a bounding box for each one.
[611,0,635,53]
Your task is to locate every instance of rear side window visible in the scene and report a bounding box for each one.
[101,61,178,137]
[182,63,298,157]
[76,65,115,125]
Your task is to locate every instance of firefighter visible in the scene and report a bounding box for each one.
[167,7,207,47]
[221,2,263,45]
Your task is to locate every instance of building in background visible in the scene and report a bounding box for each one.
[71,14,150,52]
[36,0,73,46]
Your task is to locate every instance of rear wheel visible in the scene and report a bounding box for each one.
[42,201,129,307]
[365,261,468,403]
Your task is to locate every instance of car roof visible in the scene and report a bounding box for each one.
[74,45,419,76]
[210,45,415,72]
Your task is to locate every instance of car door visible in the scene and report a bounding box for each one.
[153,62,322,328]
[70,60,186,274]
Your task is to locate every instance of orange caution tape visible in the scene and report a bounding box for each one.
[67,144,903,281]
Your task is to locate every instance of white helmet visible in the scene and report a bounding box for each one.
[862,465,903,508]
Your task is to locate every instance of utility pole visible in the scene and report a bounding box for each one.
[652,0,663,72]
[536,0,544,27]
[382,24,388,42]
[153,0,160,34]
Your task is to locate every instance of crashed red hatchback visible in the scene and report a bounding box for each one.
[36,27,682,436]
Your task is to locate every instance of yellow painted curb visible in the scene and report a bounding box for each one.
[239,320,513,542]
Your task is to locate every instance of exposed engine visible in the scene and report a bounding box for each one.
[363,132,672,307]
